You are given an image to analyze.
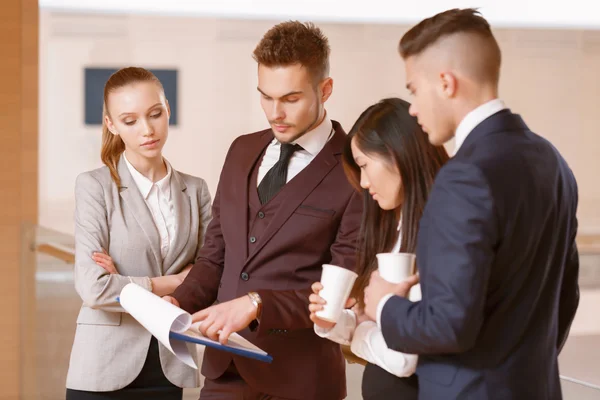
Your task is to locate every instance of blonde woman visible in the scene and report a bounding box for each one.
[66,67,212,399]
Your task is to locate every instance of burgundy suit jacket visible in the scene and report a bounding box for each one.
[172,121,362,399]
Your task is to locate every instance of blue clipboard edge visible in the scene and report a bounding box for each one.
[169,331,273,364]
[116,297,273,364]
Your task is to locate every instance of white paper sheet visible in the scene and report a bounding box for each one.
[119,283,197,369]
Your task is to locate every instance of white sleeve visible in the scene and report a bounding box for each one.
[351,321,418,377]
[314,309,357,346]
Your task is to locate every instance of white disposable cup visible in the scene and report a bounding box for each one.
[315,264,358,323]
[376,253,416,283]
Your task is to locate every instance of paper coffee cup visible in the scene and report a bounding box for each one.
[376,253,415,283]
[315,264,358,323]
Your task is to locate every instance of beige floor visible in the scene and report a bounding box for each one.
[25,252,600,400]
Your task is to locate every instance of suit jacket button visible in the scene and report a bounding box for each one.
[249,236,257,243]
[258,212,265,219]
[241,272,249,281]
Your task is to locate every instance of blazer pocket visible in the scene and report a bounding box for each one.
[76,306,122,326]
[295,205,336,219]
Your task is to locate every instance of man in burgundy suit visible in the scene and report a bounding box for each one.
[164,21,362,399]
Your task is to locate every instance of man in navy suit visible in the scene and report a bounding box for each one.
[363,8,580,400]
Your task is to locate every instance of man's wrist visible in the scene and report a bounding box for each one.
[247,292,262,320]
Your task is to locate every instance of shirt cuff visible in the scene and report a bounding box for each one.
[377,294,395,329]
[313,310,356,346]
[314,324,333,337]
[127,276,152,292]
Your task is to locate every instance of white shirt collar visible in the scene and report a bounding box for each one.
[453,99,506,155]
[123,154,172,200]
[272,114,332,156]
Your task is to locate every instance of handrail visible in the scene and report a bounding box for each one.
[31,234,600,264]
[560,375,600,391]
[342,345,367,365]
[36,243,75,263]
[577,234,600,253]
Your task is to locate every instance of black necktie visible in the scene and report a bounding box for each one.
[258,143,302,204]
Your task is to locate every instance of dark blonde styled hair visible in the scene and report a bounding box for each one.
[252,21,330,84]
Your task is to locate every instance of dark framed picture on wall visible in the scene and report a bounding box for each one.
[84,67,179,125]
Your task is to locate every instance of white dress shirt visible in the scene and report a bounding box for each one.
[375,98,507,328]
[315,223,421,377]
[257,115,333,186]
[124,155,175,260]
[453,98,507,155]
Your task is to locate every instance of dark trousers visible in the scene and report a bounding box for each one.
[66,337,182,400]
[361,363,419,400]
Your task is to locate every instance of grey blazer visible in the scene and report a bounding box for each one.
[66,156,212,391]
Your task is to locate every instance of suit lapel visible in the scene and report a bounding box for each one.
[245,125,345,266]
[163,170,191,275]
[117,156,162,274]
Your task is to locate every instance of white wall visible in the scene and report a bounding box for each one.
[39,0,600,29]
[39,12,600,235]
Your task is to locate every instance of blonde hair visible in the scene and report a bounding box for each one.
[101,67,164,186]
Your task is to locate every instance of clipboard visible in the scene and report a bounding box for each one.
[169,329,273,363]
[118,284,273,368]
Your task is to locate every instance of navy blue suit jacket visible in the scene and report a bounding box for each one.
[381,110,580,399]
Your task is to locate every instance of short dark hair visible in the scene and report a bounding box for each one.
[400,8,494,57]
[399,8,501,83]
[253,21,330,83]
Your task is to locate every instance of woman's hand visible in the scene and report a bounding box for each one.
[162,295,180,308]
[352,303,373,325]
[150,264,194,297]
[92,249,118,274]
[176,264,193,284]
[308,282,356,330]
